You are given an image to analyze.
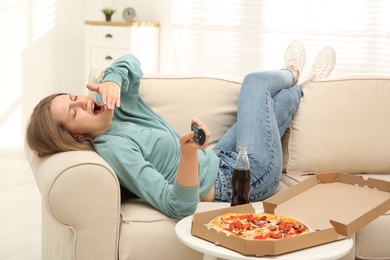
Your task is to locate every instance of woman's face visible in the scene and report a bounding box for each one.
[51,94,114,139]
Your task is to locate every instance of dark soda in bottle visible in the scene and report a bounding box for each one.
[231,146,251,206]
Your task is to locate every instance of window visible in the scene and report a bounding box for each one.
[171,0,390,79]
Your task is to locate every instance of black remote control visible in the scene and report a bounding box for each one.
[191,123,206,145]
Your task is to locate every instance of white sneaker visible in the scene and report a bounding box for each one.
[283,40,306,75]
[306,47,336,81]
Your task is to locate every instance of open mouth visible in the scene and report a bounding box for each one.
[93,102,105,115]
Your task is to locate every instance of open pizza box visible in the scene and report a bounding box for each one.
[191,172,390,256]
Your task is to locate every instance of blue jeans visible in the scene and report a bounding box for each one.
[213,70,303,202]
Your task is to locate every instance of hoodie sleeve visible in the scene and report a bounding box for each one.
[100,54,144,94]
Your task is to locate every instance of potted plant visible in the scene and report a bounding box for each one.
[101,8,116,22]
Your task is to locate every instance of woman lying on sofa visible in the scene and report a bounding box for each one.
[26,40,336,219]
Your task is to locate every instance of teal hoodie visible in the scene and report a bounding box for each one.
[93,55,219,219]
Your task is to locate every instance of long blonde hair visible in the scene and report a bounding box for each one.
[26,93,95,158]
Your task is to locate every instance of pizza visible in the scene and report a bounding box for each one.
[209,213,310,240]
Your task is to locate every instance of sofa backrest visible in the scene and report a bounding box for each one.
[139,75,242,147]
[88,69,243,147]
[286,75,390,175]
[89,69,390,175]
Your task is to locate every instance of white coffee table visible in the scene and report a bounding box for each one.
[175,215,354,260]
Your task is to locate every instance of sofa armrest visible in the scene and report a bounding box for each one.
[25,146,121,260]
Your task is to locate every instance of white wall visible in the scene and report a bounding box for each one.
[0,0,172,149]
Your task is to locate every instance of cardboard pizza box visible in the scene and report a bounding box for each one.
[191,172,390,256]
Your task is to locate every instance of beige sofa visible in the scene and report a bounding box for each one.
[25,71,390,260]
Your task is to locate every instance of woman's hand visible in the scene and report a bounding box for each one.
[192,118,211,149]
[176,118,211,189]
[86,81,121,110]
[179,118,211,151]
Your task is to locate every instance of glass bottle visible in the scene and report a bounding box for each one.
[231,146,251,206]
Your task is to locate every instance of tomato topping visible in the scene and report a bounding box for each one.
[260,215,267,221]
[269,225,277,231]
[271,233,282,239]
[252,219,262,226]
[234,220,244,229]
[279,222,291,231]
[244,223,252,230]
[293,224,301,230]
[254,234,266,240]
[229,223,236,230]
[254,233,272,240]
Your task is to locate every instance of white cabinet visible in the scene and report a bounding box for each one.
[85,21,159,80]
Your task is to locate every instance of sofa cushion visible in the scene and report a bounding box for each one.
[140,75,242,147]
[286,76,390,175]
[119,199,231,260]
[119,199,201,260]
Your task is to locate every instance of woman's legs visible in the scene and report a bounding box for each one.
[213,39,337,202]
[273,83,303,137]
[215,69,301,150]
[214,69,303,201]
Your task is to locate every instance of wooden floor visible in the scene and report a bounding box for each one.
[0,148,41,260]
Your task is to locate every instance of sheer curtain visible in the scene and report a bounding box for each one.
[170,0,390,79]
